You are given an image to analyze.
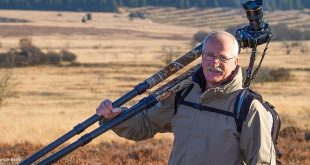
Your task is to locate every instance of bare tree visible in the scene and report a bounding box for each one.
[134,46,143,60]
[160,46,180,65]
[282,41,300,55]
[282,41,292,55]
[89,73,106,99]
[0,58,18,107]
[300,41,309,55]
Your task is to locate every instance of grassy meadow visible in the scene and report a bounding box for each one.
[0,7,309,164]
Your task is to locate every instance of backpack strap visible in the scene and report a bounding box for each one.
[262,101,283,160]
[181,100,235,117]
[234,88,261,133]
[174,84,194,114]
[176,86,264,134]
[175,83,235,117]
[263,101,281,143]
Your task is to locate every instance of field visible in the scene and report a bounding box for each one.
[0,7,309,164]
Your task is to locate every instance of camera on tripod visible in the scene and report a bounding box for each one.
[235,0,272,48]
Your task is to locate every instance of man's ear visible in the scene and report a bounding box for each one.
[234,57,239,65]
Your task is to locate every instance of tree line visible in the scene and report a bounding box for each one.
[0,0,308,12]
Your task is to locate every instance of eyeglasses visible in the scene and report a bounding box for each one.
[203,53,235,63]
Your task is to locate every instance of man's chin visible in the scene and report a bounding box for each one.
[205,74,224,83]
[206,72,223,78]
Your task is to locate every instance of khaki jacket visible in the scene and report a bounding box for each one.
[108,66,276,165]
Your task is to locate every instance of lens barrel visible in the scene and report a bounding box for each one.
[243,1,264,31]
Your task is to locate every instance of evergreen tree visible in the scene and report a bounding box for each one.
[139,0,147,7]
[179,0,190,9]
[110,0,119,12]
[125,0,139,7]
[0,0,308,11]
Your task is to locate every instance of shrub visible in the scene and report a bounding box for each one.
[243,68,291,83]
[0,17,29,23]
[81,16,86,23]
[19,38,44,65]
[0,39,77,68]
[44,51,61,65]
[128,11,146,20]
[0,52,15,68]
[86,13,92,20]
[60,49,77,62]
[191,30,208,47]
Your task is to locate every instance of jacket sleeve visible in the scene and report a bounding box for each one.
[100,93,176,141]
[240,99,276,165]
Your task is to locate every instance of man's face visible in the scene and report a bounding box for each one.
[202,37,239,88]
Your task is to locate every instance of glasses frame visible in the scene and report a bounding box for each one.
[203,53,236,63]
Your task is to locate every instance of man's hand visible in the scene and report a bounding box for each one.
[96,99,122,119]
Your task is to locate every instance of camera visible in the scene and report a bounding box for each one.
[235,0,272,48]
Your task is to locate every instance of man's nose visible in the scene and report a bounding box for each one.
[210,57,221,63]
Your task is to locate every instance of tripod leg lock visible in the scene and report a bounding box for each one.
[73,123,86,134]
[134,81,150,95]
[140,95,158,109]
[80,133,93,146]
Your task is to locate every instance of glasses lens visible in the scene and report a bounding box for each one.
[203,53,233,63]
[219,56,229,63]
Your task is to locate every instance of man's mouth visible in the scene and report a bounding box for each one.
[207,66,223,73]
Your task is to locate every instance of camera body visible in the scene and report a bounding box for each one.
[235,0,272,48]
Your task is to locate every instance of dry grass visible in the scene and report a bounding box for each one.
[0,128,309,165]
[0,8,308,164]
[130,7,310,31]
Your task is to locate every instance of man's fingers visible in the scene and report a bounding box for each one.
[104,100,113,111]
[103,108,122,119]
[96,100,124,119]
[96,100,111,116]
[96,108,101,115]
[112,108,122,113]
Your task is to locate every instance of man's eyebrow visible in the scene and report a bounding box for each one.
[219,54,232,58]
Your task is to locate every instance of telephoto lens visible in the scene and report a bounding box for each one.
[242,1,264,31]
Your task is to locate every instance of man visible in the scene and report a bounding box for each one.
[96,31,276,165]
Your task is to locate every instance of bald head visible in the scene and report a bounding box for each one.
[202,31,239,58]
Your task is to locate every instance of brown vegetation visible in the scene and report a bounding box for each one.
[0,17,29,23]
[0,25,189,41]
[0,127,309,164]
[0,38,77,67]
[252,68,292,83]
[0,68,17,107]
